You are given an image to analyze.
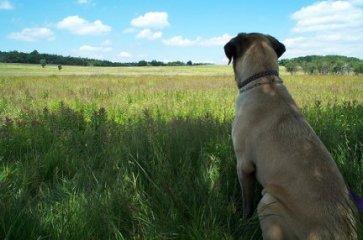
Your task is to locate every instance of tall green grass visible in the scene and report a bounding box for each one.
[0,66,362,239]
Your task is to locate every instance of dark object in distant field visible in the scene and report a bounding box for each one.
[58,65,62,71]
[40,58,46,68]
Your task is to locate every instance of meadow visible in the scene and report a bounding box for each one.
[0,63,362,239]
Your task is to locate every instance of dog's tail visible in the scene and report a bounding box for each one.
[350,190,363,213]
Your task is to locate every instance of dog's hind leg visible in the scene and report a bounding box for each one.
[257,193,298,240]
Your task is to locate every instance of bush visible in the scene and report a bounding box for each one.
[137,60,148,66]
[280,55,362,75]
[285,62,298,75]
[40,59,47,68]
[353,62,363,75]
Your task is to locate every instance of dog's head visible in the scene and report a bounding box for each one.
[224,33,285,64]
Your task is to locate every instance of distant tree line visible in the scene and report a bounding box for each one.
[279,55,363,75]
[0,50,209,67]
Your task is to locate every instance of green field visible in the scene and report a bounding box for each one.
[0,63,362,239]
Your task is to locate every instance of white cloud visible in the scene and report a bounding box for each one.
[352,0,363,5]
[79,44,112,53]
[284,0,363,58]
[8,27,54,41]
[77,43,112,59]
[0,0,13,10]
[131,11,169,29]
[199,34,232,47]
[292,0,363,33]
[119,51,131,58]
[136,29,162,40]
[284,34,363,57]
[162,36,198,47]
[162,33,232,47]
[57,16,111,35]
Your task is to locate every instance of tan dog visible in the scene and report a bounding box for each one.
[224,33,357,240]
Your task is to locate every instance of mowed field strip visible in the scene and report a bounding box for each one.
[0,63,233,76]
[1,63,362,119]
[0,63,362,239]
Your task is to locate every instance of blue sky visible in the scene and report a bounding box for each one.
[0,0,362,63]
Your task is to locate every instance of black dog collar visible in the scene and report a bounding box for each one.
[238,70,279,89]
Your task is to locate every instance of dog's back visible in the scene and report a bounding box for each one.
[250,84,357,239]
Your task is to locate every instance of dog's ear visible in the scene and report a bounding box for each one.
[266,35,285,58]
[224,39,236,65]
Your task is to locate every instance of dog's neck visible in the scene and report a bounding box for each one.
[233,43,279,88]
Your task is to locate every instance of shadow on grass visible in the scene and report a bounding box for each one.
[0,102,362,240]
